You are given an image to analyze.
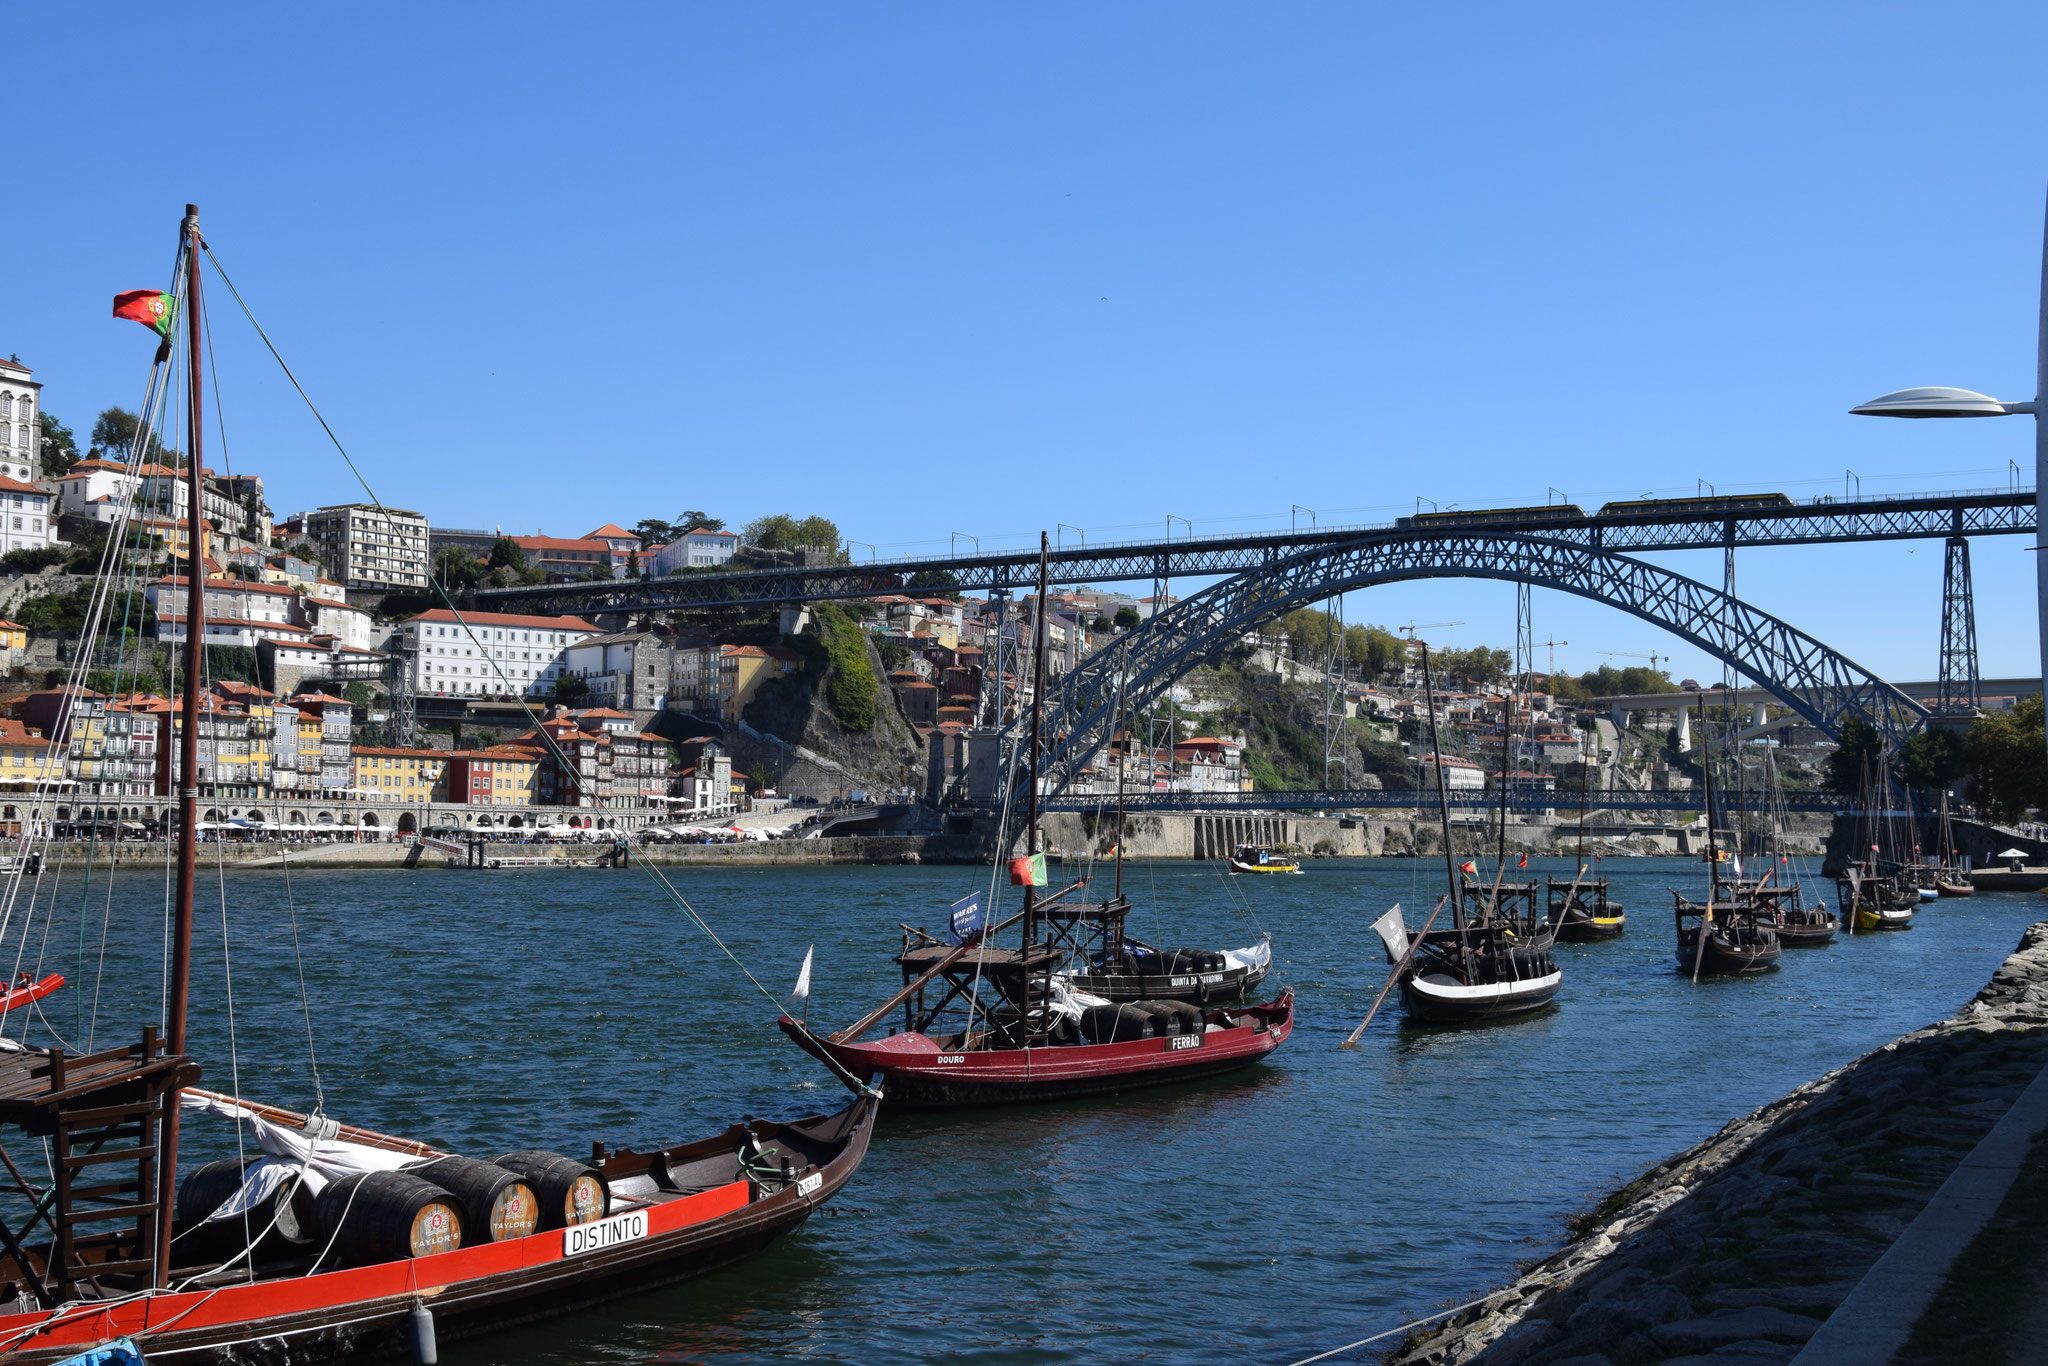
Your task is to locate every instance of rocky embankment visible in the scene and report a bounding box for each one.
[1388,923,2048,1366]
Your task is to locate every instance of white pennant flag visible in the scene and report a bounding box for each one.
[790,945,814,1003]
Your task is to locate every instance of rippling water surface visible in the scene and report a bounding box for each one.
[32,854,2045,1364]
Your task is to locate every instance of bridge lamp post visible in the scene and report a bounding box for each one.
[1850,190,2047,778]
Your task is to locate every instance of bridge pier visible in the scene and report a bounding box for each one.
[1936,535,1982,721]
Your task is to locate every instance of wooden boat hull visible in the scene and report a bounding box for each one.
[1227,860,1300,875]
[1675,930,1781,974]
[780,991,1294,1110]
[1397,969,1561,1023]
[0,1097,878,1365]
[1060,959,1268,1004]
[1853,904,1914,932]
[1773,916,1840,947]
[1936,879,1973,897]
[1552,914,1624,943]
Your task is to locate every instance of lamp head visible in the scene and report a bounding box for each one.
[1849,386,2033,417]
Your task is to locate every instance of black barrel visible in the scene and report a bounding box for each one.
[177,1156,318,1262]
[1132,1000,1185,1034]
[1081,1002,1157,1043]
[406,1155,540,1243]
[493,1150,609,1230]
[314,1171,465,1266]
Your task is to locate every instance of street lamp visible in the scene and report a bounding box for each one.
[1849,188,2048,778]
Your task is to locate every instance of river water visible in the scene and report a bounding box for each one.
[29,855,2045,1364]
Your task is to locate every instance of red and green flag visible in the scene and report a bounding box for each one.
[112,290,177,339]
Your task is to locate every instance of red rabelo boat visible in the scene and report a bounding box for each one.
[0,205,876,1364]
[781,535,1294,1108]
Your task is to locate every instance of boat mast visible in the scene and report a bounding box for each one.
[1113,671,1126,904]
[1697,697,1718,900]
[1419,644,1462,930]
[1020,533,1050,990]
[155,202,206,1286]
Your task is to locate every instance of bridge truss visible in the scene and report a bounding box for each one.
[1003,532,1926,804]
[1039,788,1850,815]
[475,487,2033,617]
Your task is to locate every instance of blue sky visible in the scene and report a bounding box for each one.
[12,4,2047,683]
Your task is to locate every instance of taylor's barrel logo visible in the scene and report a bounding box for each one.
[562,1208,649,1258]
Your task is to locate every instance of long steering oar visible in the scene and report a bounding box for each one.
[1690,900,1713,984]
[1343,896,1448,1048]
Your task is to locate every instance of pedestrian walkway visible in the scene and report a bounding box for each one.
[1794,1036,2048,1365]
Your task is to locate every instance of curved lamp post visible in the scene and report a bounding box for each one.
[1851,190,2048,778]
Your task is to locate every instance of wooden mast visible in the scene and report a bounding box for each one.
[1418,644,1461,928]
[1020,533,1051,1033]
[155,202,206,1286]
[1113,663,1126,903]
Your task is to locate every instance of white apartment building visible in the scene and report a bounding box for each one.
[300,503,430,590]
[558,630,669,711]
[0,476,60,556]
[651,528,740,574]
[399,608,599,697]
[0,359,41,484]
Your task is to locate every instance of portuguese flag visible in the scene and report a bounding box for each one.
[112,290,177,338]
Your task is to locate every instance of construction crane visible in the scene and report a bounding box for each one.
[1399,620,1463,639]
[1599,649,1667,676]
[1533,635,1569,681]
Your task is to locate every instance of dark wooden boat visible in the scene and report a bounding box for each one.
[1548,875,1624,942]
[0,205,880,1365]
[1360,646,1562,1028]
[781,535,1293,1108]
[1673,896,1782,973]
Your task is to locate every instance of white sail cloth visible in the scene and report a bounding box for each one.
[1222,936,1273,974]
[179,1092,428,1223]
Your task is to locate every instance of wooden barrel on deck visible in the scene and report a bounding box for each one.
[493,1150,609,1230]
[314,1171,465,1265]
[177,1156,318,1262]
[406,1155,541,1243]
[1132,1000,1186,1034]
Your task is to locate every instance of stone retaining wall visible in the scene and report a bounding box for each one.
[1390,921,2048,1366]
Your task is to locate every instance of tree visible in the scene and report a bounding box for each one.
[1968,696,2045,821]
[678,510,724,532]
[1900,726,1967,792]
[1346,624,1404,679]
[551,674,590,704]
[744,513,841,551]
[87,407,168,464]
[37,413,78,477]
[487,537,527,571]
[342,681,372,707]
[434,547,483,590]
[906,568,961,598]
[1114,606,1141,631]
[1821,716,1882,796]
[631,518,675,549]
[1089,614,1111,633]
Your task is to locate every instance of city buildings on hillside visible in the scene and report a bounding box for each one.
[297,503,430,590]
[398,609,598,697]
[559,630,669,712]
[0,360,41,484]
[0,475,58,555]
[442,746,540,807]
[664,640,801,721]
[350,745,443,804]
[509,534,633,579]
[650,527,739,574]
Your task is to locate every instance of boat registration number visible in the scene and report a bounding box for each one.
[1166,1034,1203,1051]
[563,1208,649,1258]
[797,1172,823,1196]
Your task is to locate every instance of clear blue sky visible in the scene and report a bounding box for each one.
[13,4,2048,683]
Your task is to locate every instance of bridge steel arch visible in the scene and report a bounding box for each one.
[1004,532,1926,802]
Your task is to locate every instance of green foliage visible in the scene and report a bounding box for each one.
[1114,606,1141,631]
[1562,665,1675,698]
[37,412,78,477]
[0,546,66,573]
[814,603,877,732]
[1088,614,1111,632]
[342,681,372,707]
[877,640,911,669]
[487,537,526,571]
[1438,646,1511,686]
[680,510,724,532]
[18,586,154,639]
[1967,696,2045,821]
[551,674,590,704]
[1822,716,1883,795]
[1243,749,1288,791]
[906,569,961,598]
[1348,624,1404,679]
[434,547,483,590]
[747,761,774,791]
[86,407,168,464]
[745,513,841,552]
[632,518,675,549]
[1900,726,1968,791]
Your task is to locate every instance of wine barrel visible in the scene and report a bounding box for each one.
[1132,1000,1185,1034]
[315,1171,464,1266]
[177,1157,318,1261]
[493,1150,608,1230]
[406,1155,540,1243]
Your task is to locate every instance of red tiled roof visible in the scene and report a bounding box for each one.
[406,608,598,631]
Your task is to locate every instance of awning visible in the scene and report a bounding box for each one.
[1997,848,2030,858]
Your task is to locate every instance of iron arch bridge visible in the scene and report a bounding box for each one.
[1000,532,1925,803]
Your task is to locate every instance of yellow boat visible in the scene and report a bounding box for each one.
[1228,843,1302,874]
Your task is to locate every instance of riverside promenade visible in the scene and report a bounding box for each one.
[1388,921,2048,1366]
